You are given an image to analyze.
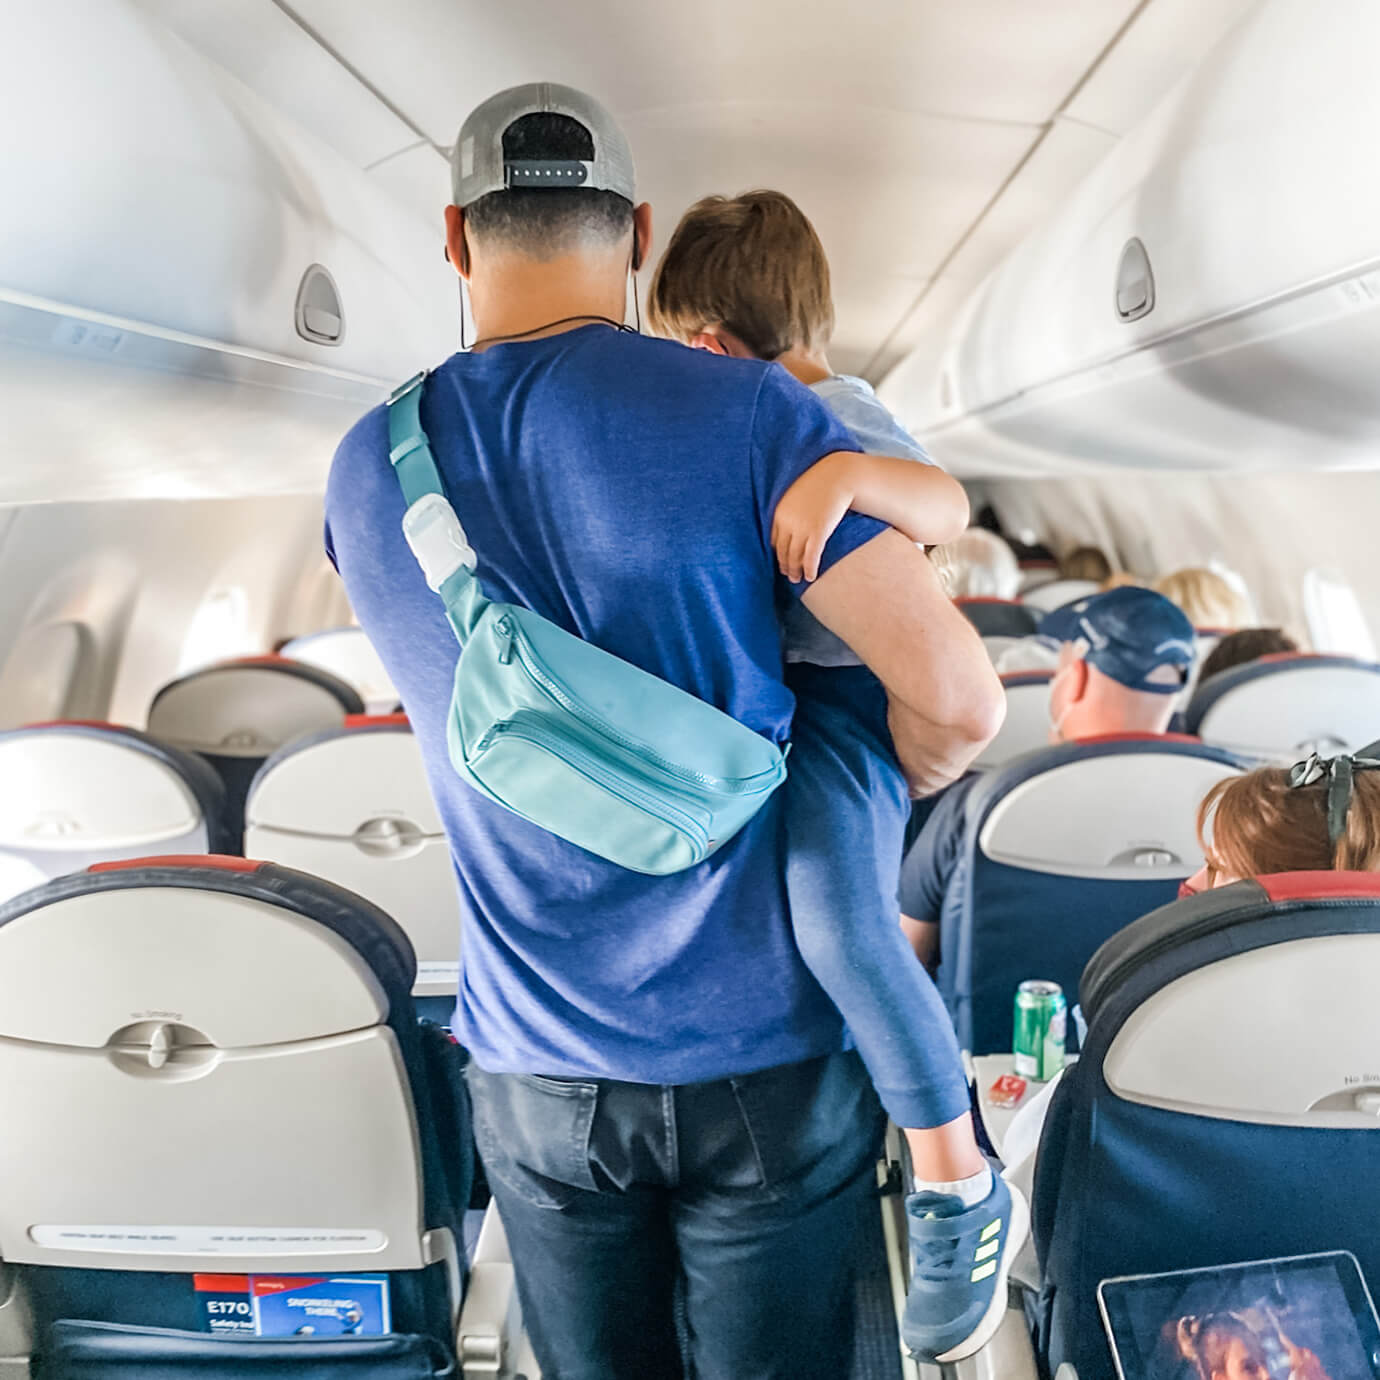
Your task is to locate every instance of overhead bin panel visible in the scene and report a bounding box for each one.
[881,0,1380,477]
[0,1,456,501]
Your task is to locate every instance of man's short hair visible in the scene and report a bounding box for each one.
[1199,627,1298,683]
[647,190,835,360]
[463,113,633,259]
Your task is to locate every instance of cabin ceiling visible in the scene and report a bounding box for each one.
[136,0,1258,382]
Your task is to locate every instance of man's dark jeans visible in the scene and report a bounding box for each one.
[465,1049,886,1379]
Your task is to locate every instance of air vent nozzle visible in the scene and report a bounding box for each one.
[295,264,344,345]
[1115,237,1155,322]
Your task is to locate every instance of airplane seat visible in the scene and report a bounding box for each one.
[146,657,366,844]
[1020,578,1102,615]
[956,597,1040,639]
[1185,651,1380,761]
[979,633,1026,664]
[1031,872,1380,1380]
[975,671,1055,769]
[244,715,461,1023]
[0,856,471,1377]
[0,722,234,901]
[280,627,400,717]
[939,734,1243,1055]
[1016,560,1060,596]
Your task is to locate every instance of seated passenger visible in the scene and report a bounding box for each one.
[1197,625,1299,684]
[1059,544,1111,584]
[945,527,1022,600]
[650,188,1026,1363]
[1101,569,1148,591]
[1155,566,1253,629]
[899,587,1195,965]
[1187,742,1380,890]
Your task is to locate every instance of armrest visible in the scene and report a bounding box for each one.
[457,1205,526,1379]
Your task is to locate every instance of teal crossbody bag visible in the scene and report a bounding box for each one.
[387,372,788,876]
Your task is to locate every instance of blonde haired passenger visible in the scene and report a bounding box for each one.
[1060,545,1111,584]
[1101,570,1147,592]
[1155,567,1252,629]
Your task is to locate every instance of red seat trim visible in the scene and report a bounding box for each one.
[1256,651,1360,666]
[89,855,263,874]
[1257,870,1380,902]
[344,713,409,729]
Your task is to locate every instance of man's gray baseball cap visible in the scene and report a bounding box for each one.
[451,83,636,208]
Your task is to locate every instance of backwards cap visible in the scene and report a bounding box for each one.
[1039,587,1195,695]
[452,83,636,208]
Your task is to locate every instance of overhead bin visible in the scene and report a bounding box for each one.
[0,1,456,502]
[880,0,1380,477]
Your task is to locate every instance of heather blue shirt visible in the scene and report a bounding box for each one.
[324,326,884,1084]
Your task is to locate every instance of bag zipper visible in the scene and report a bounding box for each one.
[493,616,776,795]
[472,716,711,856]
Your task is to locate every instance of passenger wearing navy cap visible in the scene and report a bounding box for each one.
[900,587,1196,961]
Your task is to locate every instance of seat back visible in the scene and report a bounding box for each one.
[281,628,399,716]
[975,672,1054,769]
[1186,652,1380,760]
[1020,578,1102,614]
[956,598,1040,639]
[0,858,469,1370]
[0,723,231,900]
[942,735,1243,1054]
[147,658,365,840]
[244,717,460,1001]
[1033,874,1380,1380]
[1016,560,1060,596]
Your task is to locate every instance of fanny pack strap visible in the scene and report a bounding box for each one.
[387,371,487,643]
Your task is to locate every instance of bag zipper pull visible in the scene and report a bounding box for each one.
[496,617,515,666]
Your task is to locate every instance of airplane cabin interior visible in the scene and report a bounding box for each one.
[3,3,1380,1378]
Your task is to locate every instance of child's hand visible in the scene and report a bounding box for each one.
[772,455,855,583]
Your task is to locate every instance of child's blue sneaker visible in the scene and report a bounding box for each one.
[901,1172,1029,1363]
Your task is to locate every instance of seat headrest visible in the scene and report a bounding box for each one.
[0,860,415,1049]
[147,659,365,757]
[1186,654,1380,760]
[1020,579,1102,614]
[0,722,229,853]
[974,672,1055,770]
[280,628,398,715]
[1079,874,1380,1126]
[977,736,1242,878]
[957,599,1040,638]
[246,723,440,838]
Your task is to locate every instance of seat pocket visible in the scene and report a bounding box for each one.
[42,1320,453,1378]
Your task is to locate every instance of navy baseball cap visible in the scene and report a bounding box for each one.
[1039,587,1195,695]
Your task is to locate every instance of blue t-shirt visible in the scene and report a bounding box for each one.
[898,773,979,928]
[324,325,884,1084]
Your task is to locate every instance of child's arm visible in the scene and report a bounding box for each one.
[772,450,969,583]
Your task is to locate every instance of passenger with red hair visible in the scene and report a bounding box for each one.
[1188,743,1380,891]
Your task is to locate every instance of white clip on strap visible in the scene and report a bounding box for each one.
[403,494,477,591]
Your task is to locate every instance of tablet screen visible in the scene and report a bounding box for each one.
[1099,1252,1380,1380]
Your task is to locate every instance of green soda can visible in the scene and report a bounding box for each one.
[1013,980,1067,1081]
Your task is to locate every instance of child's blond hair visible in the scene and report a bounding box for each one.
[647,190,834,360]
